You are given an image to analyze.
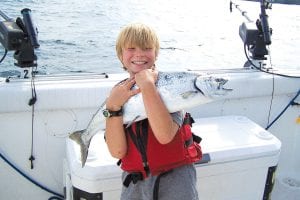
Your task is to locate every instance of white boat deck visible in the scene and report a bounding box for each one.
[272,176,300,200]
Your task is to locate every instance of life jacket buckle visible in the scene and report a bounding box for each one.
[123,172,144,187]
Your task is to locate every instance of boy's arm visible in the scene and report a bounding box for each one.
[105,116,127,159]
[136,70,179,144]
[105,78,140,159]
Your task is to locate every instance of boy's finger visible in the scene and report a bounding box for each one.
[131,88,140,96]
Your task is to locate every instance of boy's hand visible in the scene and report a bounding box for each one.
[135,69,158,91]
[106,77,140,110]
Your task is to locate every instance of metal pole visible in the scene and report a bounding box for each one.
[230,1,253,23]
[0,10,13,21]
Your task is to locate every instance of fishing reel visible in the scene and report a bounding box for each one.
[231,0,272,67]
[0,8,39,68]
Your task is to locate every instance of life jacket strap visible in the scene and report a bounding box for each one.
[183,112,195,125]
[185,137,194,147]
[153,170,173,200]
[123,172,144,187]
[183,113,202,146]
[193,134,202,144]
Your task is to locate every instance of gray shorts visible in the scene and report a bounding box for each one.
[120,164,199,200]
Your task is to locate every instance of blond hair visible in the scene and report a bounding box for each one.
[116,23,160,68]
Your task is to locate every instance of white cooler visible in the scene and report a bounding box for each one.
[65,115,281,200]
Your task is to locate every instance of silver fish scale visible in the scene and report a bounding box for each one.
[156,71,197,87]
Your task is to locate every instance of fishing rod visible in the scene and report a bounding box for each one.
[259,0,272,45]
[0,10,13,21]
[230,1,253,23]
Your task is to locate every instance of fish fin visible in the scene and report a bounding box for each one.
[180,91,198,99]
[69,129,92,167]
[125,115,141,128]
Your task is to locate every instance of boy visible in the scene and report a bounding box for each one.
[104,23,199,200]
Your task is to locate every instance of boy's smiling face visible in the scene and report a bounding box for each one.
[121,45,156,76]
[116,23,160,74]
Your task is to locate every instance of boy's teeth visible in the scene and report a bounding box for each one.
[133,61,146,64]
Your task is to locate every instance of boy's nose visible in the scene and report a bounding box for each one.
[135,48,145,56]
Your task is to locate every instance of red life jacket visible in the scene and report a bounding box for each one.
[120,113,202,180]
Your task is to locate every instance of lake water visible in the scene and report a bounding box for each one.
[0,0,299,77]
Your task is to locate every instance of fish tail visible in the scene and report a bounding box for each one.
[80,140,91,168]
[69,129,91,167]
[69,130,85,144]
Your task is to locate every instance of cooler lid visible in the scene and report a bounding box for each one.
[192,115,281,165]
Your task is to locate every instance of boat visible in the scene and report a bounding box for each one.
[0,1,299,199]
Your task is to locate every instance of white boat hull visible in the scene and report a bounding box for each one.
[0,69,299,199]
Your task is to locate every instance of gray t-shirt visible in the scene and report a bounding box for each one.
[121,164,198,200]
